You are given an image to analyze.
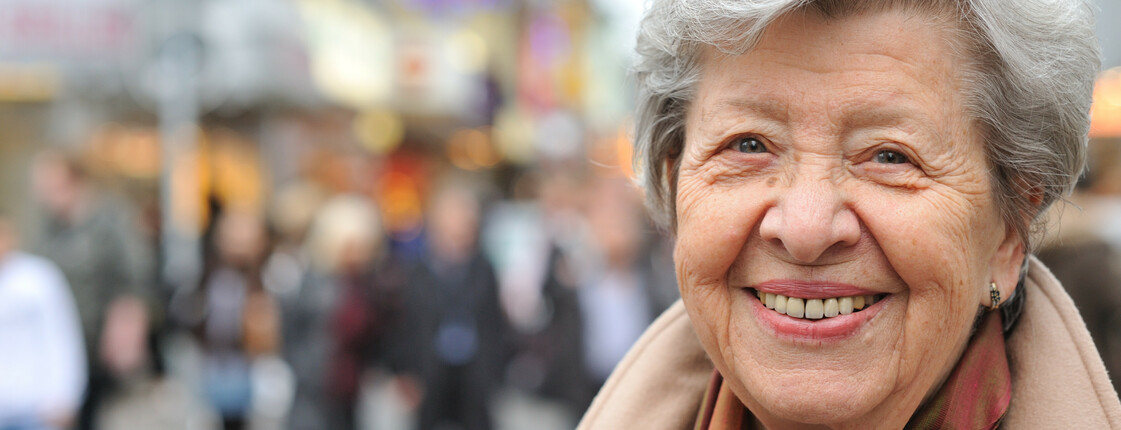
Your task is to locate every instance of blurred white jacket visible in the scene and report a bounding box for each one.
[0,252,86,426]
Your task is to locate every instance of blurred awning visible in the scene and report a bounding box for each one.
[0,63,59,102]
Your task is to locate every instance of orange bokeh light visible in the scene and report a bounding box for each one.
[1090,68,1121,138]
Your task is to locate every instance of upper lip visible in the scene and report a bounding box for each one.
[750,279,880,299]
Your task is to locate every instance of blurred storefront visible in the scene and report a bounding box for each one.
[0,0,642,290]
[0,0,139,222]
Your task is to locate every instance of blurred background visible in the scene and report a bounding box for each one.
[0,1,1117,430]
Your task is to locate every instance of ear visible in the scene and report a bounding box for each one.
[986,223,1026,307]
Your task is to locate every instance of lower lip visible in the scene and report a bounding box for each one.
[746,290,887,342]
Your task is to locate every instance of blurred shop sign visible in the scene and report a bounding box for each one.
[300,0,393,109]
[0,0,138,61]
[392,27,487,117]
[300,0,485,117]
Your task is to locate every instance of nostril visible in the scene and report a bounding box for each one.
[758,205,784,242]
[766,237,786,253]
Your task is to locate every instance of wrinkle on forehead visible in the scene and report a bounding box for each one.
[687,11,972,167]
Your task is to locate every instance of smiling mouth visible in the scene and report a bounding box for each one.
[749,288,888,320]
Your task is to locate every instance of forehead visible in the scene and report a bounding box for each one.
[690,9,967,136]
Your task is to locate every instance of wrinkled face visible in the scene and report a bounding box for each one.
[675,9,1024,428]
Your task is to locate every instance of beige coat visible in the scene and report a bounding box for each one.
[578,257,1121,429]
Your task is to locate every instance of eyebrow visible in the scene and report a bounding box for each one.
[838,103,924,134]
[714,98,790,124]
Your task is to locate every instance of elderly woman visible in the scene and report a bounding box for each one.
[578,0,1121,429]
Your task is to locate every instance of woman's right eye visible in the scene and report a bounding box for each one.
[872,149,910,165]
[733,136,768,154]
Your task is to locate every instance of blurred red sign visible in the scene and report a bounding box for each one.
[0,0,137,60]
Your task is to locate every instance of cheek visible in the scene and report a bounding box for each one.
[673,172,771,291]
[851,184,999,383]
[854,182,997,294]
[674,172,772,363]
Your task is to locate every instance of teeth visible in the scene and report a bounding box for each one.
[754,290,881,320]
[805,299,824,319]
[786,297,805,318]
[823,298,839,317]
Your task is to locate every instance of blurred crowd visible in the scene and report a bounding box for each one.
[1,144,679,430]
[2,85,1120,430]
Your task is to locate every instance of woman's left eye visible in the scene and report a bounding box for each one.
[734,137,768,153]
[873,150,909,164]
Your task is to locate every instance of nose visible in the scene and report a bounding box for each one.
[758,173,860,263]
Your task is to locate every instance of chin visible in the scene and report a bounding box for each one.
[749,382,885,426]
[727,362,896,427]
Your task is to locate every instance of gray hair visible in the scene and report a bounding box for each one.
[633,0,1100,252]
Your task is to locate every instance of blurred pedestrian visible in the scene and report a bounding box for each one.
[497,169,591,423]
[184,209,279,430]
[263,182,326,430]
[279,194,405,430]
[577,178,665,404]
[0,208,87,430]
[95,296,220,430]
[401,178,511,430]
[29,150,155,430]
[263,182,326,305]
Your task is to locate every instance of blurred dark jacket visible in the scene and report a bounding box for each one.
[518,245,587,413]
[399,251,512,430]
[33,193,155,350]
[279,260,405,430]
[277,268,336,430]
